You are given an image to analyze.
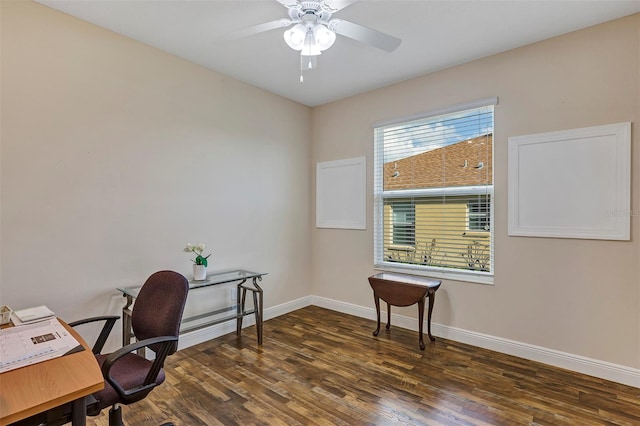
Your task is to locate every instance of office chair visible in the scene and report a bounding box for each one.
[69,270,189,426]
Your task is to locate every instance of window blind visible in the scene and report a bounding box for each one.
[374,101,495,277]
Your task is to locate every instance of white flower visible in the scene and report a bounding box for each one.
[183,242,211,266]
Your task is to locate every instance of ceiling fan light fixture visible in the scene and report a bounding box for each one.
[284,23,307,50]
[313,24,336,51]
[301,27,322,56]
[233,0,402,82]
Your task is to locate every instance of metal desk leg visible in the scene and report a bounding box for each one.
[253,277,264,345]
[70,397,87,426]
[122,295,133,346]
[237,286,247,337]
[252,290,259,343]
[259,283,263,344]
[236,283,242,336]
[122,294,145,355]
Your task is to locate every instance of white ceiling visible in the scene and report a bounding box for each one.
[37,0,640,107]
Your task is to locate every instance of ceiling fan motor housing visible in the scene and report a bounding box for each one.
[288,1,333,24]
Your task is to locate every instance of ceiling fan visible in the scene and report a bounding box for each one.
[229,0,402,81]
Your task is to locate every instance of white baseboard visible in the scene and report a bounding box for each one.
[311,295,640,388]
[177,294,639,388]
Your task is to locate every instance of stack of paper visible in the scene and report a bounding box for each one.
[12,305,55,325]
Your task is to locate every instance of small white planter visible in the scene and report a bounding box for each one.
[0,305,12,325]
[193,264,207,281]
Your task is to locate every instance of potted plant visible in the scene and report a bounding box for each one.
[183,243,211,280]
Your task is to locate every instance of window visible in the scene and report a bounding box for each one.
[374,99,496,281]
[467,199,490,231]
[391,201,415,245]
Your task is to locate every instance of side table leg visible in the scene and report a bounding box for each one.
[418,297,426,350]
[427,290,436,342]
[386,302,391,330]
[373,295,381,336]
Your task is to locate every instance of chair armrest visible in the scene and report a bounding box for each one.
[68,315,120,354]
[101,335,178,405]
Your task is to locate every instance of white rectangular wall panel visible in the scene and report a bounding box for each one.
[508,122,631,240]
[316,156,366,230]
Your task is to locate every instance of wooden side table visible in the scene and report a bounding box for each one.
[368,272,441,350]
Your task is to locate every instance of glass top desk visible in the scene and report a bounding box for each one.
[117,269,267,346]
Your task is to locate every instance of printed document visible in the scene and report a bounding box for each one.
[0,318,81,373]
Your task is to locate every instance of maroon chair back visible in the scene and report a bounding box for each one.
[131,270,189,354]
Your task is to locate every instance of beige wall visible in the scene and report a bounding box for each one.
[0,1,312,344]
[311,14,640,368]
[2,1,639,373]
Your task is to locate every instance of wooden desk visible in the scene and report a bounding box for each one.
[0,320,103,426]
[368,272,441,350]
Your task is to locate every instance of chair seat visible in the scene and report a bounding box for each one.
[93,353,166,409]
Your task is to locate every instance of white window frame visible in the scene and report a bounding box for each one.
[373,98,497,285]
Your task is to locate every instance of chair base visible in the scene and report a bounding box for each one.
[109,405,123,426]
[107,404,173,426]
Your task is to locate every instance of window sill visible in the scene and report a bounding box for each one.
[374,262,494,285]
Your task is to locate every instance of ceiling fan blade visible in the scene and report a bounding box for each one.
[276,0,300,9]
[322,0,359,13]
[226,19,295,40]
[329,19,401,52]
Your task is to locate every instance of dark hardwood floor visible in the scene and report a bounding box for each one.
[88,306,640,425]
